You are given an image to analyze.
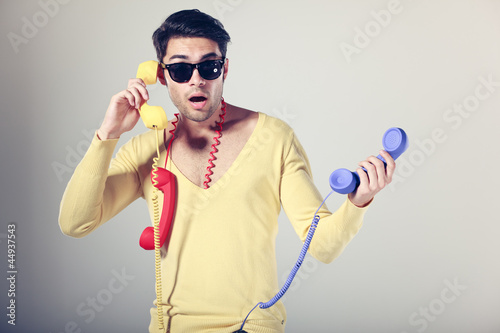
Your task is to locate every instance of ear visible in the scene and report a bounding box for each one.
[157,62,167,86]
[222,58,229,81]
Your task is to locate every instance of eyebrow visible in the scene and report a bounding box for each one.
[168,52,220,62]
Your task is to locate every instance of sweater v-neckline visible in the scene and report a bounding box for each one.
[163,112,264,193]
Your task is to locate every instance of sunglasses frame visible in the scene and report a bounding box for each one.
[160,58,226,83]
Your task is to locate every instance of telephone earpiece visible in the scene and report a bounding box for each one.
[136,61,169,130]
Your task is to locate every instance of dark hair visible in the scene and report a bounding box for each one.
[152,9,231,63]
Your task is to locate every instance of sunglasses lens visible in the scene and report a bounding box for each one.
[199,60,223,80]
[169,64,193,83]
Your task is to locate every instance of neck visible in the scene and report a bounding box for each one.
[176,103,227,140]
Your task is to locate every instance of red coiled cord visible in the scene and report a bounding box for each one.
[203,99,227,189]
[164,113,179,169]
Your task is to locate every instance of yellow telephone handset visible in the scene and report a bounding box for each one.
[136,60,171,330]
[136,60,169,130]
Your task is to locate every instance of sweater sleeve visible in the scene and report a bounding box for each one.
[280,131,369,264]
[58,131,144,238]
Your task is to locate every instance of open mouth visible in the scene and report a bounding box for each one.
[189,95,208,109]
[189,96,207,103]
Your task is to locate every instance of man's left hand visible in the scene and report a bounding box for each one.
[348,150,396,207]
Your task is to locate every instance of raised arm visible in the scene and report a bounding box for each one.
[58,77,152,237]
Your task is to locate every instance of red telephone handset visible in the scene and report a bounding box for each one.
[136,60,176,251]
[139,168,176,250]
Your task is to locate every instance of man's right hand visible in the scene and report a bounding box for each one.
[97,78,150,140]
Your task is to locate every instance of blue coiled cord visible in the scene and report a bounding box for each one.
[238,190,335,331]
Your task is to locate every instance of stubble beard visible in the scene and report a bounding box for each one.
[181,104,217,123]
[175,95,222,123]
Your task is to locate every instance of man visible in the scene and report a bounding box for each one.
[59,9,395,333]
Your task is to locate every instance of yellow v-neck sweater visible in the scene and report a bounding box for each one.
[59,112,369,333]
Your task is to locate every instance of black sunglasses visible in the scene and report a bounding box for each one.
[161,58,225,83]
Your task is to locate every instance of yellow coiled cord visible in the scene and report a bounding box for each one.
[151,127,164,330]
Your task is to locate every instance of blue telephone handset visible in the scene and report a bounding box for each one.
[329,127,408,194]
[236,127,409,332]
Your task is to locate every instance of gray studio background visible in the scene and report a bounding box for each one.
[1,0,499,332]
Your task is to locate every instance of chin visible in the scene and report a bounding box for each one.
[184,109,216,123]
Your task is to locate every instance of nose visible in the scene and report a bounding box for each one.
[189,68,205,87]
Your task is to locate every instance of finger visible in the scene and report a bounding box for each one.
[115,90,136,109]
[379,150,395,182]
[366,155,387,188]
[127,87,147,110]
[128,78,146,89]
[121,90,134,109]
[128,79,149,101]
[355,166,369,192]
[358,160,378,191]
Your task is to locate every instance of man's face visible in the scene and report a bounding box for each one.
[162,37,228,123]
